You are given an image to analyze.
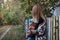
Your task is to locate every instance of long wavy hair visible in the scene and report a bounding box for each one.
[32,4,45,22]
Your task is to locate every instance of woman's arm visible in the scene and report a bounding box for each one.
[36,22,46,36]
[30,20,46,34]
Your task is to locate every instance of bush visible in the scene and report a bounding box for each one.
[4,12,20,25]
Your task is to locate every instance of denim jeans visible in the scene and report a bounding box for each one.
[27,36,35,40]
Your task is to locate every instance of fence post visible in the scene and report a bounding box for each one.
[59,16,60,40]
[55,16,59,40]
[52,16,56,40]
[47,17,53,40]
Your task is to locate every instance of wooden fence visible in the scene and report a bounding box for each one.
[47,16,60,40]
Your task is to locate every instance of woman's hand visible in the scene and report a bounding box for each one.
[31,30,36,34]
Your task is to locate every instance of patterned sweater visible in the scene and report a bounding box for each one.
[25,19,47,40]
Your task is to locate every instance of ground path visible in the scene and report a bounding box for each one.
[0,26,11,40]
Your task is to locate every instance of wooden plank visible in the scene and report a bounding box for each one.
[52,16,56,40]
[50,17,53,40]
[59,16,60,40]
[55,16,59,40]
[46,17,51,40]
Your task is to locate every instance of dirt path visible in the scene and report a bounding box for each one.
[0,27,11,40]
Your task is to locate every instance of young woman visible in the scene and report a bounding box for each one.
[26,4,46,40]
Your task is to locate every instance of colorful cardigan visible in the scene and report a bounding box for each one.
[25,19,47,40]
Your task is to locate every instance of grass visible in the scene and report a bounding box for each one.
[2,25,26,40]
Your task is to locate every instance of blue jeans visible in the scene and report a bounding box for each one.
[27,36,35,40]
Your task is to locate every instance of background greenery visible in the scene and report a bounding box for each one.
[0,0,59,25]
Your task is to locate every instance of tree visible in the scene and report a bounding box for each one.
[20,0,59,18]
[0,0,25,25]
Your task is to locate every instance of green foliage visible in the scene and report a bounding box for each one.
[4,12,20,25]
[20,0,59,18]
[0,0,25,25]
[0,0,59,25]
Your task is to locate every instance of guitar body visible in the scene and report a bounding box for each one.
[29,22,35,30]
[26,22,35,38]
